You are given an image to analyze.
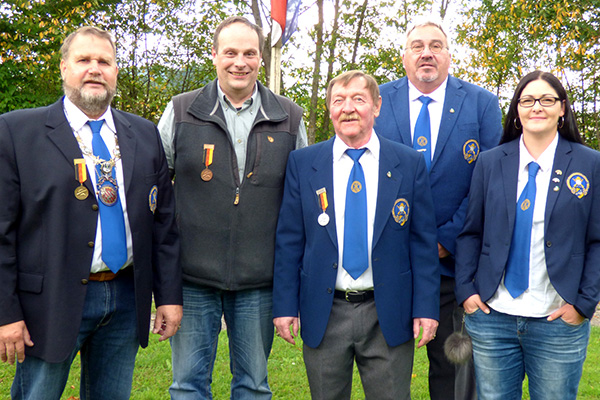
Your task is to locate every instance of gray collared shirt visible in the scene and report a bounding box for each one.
[158,82,308,183]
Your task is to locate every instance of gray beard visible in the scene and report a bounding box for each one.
[63,82,116,116]
[418,72,439,83]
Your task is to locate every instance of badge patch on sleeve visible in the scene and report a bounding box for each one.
[463,140,480,164]
[392,198,410,226]
[567,173,589,199]
[149,185,158,214]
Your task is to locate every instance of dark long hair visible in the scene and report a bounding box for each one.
[500,71,581,144]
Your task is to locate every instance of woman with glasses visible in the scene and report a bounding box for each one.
[455,70,600,400]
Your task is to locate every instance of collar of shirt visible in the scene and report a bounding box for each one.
[407,78,448,156]
[216,80,259,113]
[518,131,559,180]
[62,95,116,135]
[332,130,380,164]
[407,77,448,104]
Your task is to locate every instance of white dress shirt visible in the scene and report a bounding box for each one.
[408,78,448,159]
[488,133,565,317]
[333,132,380,290]
[63,97,134,273]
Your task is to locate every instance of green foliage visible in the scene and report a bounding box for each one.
[455,0,600,148]
[97,0,245,123]
[0,0,110,113]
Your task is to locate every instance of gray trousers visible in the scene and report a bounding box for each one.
[303,297,414,400]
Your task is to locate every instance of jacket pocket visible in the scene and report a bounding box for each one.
[18,272,43,294]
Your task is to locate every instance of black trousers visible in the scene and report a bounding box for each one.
[426,274,477,400]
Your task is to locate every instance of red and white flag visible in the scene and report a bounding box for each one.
[271,0,301,46]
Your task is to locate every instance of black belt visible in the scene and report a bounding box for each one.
[334,290,374,303]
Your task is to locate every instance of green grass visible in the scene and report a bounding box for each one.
[1,327,599,399]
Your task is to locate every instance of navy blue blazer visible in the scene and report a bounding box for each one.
[375,76,502,276]
[0,100,182,362]
[455,137,600,319]
[272,135,440,348]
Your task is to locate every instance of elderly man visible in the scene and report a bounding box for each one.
[158,16,306,399]
[0,26,182,399]
[375,20,503,400]
[273,70,440,400]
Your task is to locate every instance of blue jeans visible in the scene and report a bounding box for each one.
[170,282,274,400]
[465,308,590,400]
[11,271,139,400]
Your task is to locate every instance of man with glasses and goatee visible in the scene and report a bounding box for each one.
[375,19,502,400]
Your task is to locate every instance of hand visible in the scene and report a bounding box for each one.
[547,304,585,325]
[0,321,34,364]
[273,317,299,345]
[438,243,450,259]
[413,318,439,348]
[463,294,490,315]
[153,304,183,342]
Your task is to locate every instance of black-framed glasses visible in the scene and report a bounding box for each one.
[409,42,446,54]
[518,96,561,108]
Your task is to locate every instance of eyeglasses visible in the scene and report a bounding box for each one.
[409,42,446,54]
[517,96,561,108]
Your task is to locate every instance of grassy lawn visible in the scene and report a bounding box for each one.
[0,326,598,399]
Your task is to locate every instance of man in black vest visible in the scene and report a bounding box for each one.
[158,16,307,399]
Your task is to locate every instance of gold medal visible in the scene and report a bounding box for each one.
[202,144,215,182]
[201,168,213,181]
[74,185,89,200]
[74,158,88,201]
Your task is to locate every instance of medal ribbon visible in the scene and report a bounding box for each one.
[74,158,87,184]
[204,144,214,168]
[316,188,328,212]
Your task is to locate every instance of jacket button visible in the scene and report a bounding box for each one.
[327,288,332,294]
[546,241,552,247]
[92,204,99,211]
[81,279,89,285]
[88,241,94,248]
[332,263,338,269]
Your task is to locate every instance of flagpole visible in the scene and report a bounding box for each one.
[269,40,282,95]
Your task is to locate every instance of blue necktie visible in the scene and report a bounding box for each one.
[504,161,540,298]
[343,149,368,280]
[88,120,127,273]
[413,96,432,170]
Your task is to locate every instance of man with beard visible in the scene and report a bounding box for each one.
[375,20,502,400]
[0,26,182,399]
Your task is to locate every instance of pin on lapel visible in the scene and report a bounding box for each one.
[449,108,455,114]
[387,171,392,178]
[555,169,563,175]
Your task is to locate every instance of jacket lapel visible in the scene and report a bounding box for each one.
[544,137,572,232]
[433,76,466,169]
[383,78,412,145]
[372,140,403,248]
[500,140,520,234]
[45,100,95,194]
[309,138,337,248]
[112,110,137,193]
